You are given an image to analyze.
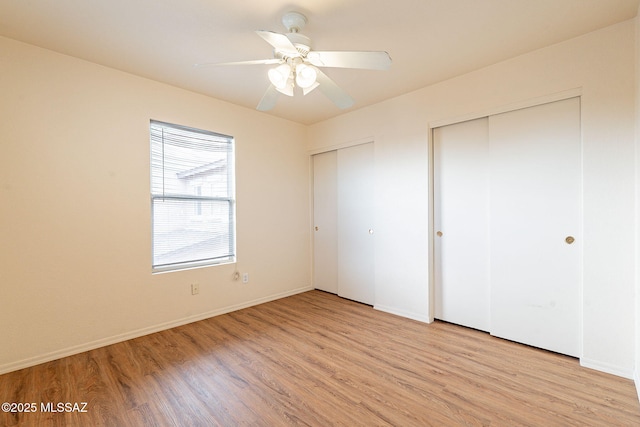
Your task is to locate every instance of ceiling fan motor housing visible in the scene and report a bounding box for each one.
[286,32,311,56]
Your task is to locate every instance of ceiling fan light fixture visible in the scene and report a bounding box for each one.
[268,64,291,89]
[208,11,392,112]
[295,63,317,89]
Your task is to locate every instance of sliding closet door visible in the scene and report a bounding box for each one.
[337,143,375,305]
[433,118,491,331]
[313,151,338,294]
[489,97,581,357]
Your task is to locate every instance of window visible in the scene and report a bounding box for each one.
[150,120,235,272]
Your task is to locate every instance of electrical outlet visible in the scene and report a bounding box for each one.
[191,283,199,295]
[242,273,249,284]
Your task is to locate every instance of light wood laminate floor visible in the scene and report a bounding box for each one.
[1,290,639,426]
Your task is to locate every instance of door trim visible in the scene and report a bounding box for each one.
[427,88,583,324]
[309,137,374,156]
[429,88,582,130]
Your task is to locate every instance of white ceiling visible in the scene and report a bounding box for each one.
[0,0,638,125]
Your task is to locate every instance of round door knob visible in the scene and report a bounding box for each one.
[368,229,374,234]
[437,231,443,237]
[565,236,575,244]
[314,226,319,231]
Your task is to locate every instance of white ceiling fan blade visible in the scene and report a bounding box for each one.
[307,51,391,70]
[256,30,298,56]
[314,68,354,109]
[257,85,280,111]
[195,59,282,67]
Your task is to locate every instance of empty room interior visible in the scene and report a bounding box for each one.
[2,0,640,425]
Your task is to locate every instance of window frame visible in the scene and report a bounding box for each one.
[150,120,236,273]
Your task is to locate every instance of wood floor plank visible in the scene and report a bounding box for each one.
[1,290,639,426]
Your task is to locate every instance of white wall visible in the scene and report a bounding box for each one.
[310,20,637,377]
[0,36,311,373]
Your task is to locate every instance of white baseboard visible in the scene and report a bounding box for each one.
[374,304,431,324]
[580,357,635,380]
[0,286,313,375]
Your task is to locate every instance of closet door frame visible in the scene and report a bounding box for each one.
[310,137,375,299]
[427,88,583,324]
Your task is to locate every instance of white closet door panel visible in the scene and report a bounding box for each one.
[337,143,375,305]
[434,118,491,331]
[489,97,581,357]
[313,151,338,293]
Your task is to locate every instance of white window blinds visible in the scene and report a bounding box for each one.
[150,120,235,271]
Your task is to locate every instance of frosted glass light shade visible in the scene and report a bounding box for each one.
[268,64,291,89]
[295,64,317,88]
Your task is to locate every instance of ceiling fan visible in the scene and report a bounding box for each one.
[197,11,392,111]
